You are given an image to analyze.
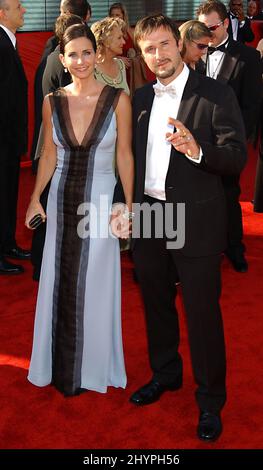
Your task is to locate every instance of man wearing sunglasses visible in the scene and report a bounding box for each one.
[228,0,254,43]
[197,0,261,273]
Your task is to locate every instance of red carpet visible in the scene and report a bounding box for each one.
[0,145,263,449]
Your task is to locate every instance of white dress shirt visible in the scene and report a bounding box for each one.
[206,36,229,80]
[230,14,245,41]
[145,64,201,200]
[0,24,16,48]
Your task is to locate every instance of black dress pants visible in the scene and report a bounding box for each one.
[0,147,20,255]
[132,198,226,413]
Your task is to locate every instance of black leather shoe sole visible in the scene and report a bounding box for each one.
[197,412,222,442]
[130,378,182,406]
[4,252,31,260]
[0,267,24,275]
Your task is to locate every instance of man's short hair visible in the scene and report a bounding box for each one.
[134,14,180,51]
[61,0,91,20]
[196,1,228,22]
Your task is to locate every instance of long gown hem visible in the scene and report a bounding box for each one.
[27,374,127,394]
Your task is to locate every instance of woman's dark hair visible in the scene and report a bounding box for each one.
[60,23,97,54]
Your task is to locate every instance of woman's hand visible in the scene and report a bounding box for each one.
[25,199,46,230]
[110,203,132,239]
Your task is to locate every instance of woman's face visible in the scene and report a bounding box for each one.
[61,36,96,79]
[110,8,124,20]
[184,35,210,64]
[107,26,125,55]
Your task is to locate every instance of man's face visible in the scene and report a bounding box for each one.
[247,2,257,17]
[138,26,183,85]
[0,0,26,32]
[230,1,244,16]
[198,11,228,47]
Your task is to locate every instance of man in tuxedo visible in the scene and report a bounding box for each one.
[129,13,247,442]
[0,0,30,275]
[227,0,254,42]
[197,0,261,272]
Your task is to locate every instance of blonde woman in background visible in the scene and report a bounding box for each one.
[179,20,212,70]
[91,17,129,95]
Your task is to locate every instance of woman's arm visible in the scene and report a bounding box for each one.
[25,95,57,228]
[115,91,134,212]
[110,91,134,238]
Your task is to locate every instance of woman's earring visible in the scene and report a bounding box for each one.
[64,67,68,73]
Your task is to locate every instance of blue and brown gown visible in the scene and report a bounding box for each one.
[28,86,127,396]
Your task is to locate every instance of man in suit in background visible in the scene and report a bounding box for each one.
[197,0,261,272]
[0,0,30,275]
[129,14,247,441]
[227,0,254,42]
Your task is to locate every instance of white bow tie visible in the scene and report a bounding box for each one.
[153,83,177,98]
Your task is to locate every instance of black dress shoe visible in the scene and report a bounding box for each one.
[130,378,182,406]
[225,251,248,273]
[0,257,24,275]
[4,246,31,260]
[197,411,222,442]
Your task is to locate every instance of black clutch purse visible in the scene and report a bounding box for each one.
[29,214,44,229]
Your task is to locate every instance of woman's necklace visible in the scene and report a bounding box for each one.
[96,60,123,86]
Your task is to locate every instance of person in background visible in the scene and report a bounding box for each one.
[0,0,30,275]
[179,20,212,70]
[198,0,261,273]
[253,43,263,213]
[109,2,135,69]
[247,0,258,19]
[42,0,92,60]
[26,23,134,397]
[91,16,129,95]
[227,0,254,42]
[109,1,155,92]
[128,13,247,442]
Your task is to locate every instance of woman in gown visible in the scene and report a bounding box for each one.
[91,17,129,96]
[25,23,134,396]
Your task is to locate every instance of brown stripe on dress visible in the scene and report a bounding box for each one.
[51,86,122,395]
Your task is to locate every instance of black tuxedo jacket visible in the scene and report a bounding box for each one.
[227,14,254,43]
[0,27,28,159]
[131,70,247,257]
[197,39,261,139]
[214,39,261,139]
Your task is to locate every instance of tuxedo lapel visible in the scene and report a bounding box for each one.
[216,42,240,84]
[177,70,199,124]
[134,85,155,196]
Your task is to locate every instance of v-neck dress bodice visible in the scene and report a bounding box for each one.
[28,86,127,396]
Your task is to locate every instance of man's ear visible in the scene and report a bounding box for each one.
[0,8,6,21]
[178,38,183,53]
[223,17,230,30]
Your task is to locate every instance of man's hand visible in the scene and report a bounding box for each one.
[166,118,200,159]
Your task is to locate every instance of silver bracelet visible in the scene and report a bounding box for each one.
[122,211,135,221]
